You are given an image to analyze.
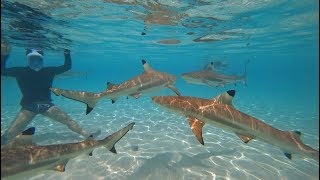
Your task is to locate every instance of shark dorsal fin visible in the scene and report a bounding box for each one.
[212,90,235,105]
[293,131,302,137]
[106,82,117,90]
[11,127,36,146]
[204,62,214,71]
[187,116,205,145]
[142,59,153,73]
[85,135,95,141]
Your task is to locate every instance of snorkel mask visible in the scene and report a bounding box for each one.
[26,48,43,71]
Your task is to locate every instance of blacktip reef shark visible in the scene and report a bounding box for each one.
[181,60,249,87]
[50,59,181,115]
[1,122,135,179]
[151,91,319,161]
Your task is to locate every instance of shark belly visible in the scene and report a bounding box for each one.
[196,112,299,155]
[107,79,169,98]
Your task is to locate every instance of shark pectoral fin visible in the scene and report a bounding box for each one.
[130,93,141,99]
[235,133,253,144]
[111,98,118,104]
[53,160,68,172]
[110,146,117,154]
[167,84,181,96]
[284,152,292,160]
[212,90,235,105]
[54,164,66,172]
[187,116,205,145]
[202,80,214,87]
[86,104,94,115]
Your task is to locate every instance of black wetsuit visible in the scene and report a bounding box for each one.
[1,53,71,113]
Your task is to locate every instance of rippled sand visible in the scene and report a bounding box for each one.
[1,96,319,180]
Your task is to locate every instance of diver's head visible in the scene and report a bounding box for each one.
[26,48,43,71]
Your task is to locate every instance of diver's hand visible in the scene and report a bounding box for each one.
[64,49,70,55]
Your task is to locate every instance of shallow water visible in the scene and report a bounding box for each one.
[1,0,319,179]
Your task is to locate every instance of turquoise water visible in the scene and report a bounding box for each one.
[1,0,319,179]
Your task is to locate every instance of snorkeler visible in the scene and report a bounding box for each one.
[1,42,99,145]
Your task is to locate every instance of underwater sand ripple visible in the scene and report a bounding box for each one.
[1,97,319,180]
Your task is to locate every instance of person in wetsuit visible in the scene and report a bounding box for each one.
[1,42,98,145]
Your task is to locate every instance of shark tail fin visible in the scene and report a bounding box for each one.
[102,122,135,154]
[50,87,100,115]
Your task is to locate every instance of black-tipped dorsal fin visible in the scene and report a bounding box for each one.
[235,133,253,144]
[288,131,302,140]
[187,116,205,145]
[204,62,214,71]
[212,90,235,105]
[106,82,117,90]
[85,134,94,141]
[293,131,302,137]
[10,127,36,146]
[142,59,153,73]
